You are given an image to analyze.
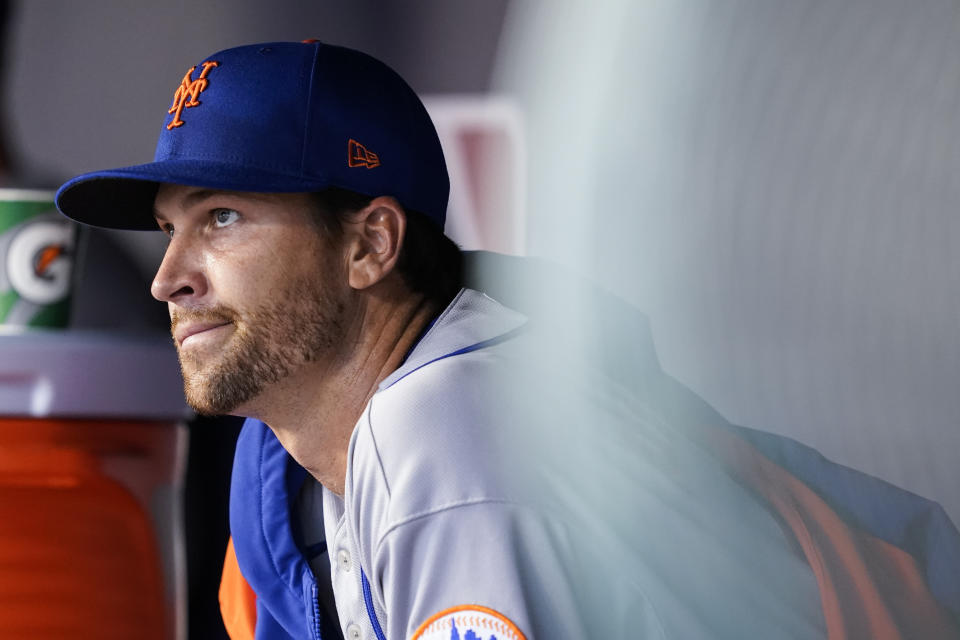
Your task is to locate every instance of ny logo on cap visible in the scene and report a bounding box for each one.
[167,61,219,130]
[348,139,381,168]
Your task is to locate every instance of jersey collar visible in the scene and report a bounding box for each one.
[378,288,528,391]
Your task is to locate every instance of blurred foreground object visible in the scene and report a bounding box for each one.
[0,332,187,639]
[464,251,960,639]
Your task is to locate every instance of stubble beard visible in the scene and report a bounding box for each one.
[173,278,347,416]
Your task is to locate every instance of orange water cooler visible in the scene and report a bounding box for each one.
[0,331,187,639]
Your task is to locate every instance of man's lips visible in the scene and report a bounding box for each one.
[174,321,232,347]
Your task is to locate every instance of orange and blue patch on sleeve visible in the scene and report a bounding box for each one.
[411,605,526,640]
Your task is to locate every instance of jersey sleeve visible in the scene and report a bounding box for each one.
[350,353,667,639]
[350,344,837,639]
[373,499,665,640]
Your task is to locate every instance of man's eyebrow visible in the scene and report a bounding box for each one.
[154,188,282,222]
[179,188,224,209]
[153,188,228,222]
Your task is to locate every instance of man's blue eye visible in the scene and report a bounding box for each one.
[214,209,239,227]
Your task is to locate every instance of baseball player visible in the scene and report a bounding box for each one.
[56,41,960,640]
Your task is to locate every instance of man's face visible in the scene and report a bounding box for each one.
[151,184,349,415]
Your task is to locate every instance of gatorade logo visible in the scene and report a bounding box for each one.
[6,220,73,305]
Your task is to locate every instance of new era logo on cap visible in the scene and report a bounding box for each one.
[348,139,380,168]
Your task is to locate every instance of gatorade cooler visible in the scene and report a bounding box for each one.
[0,330,188,639]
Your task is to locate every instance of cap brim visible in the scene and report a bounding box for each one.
[56,159,334,231]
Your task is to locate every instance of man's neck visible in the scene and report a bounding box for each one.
[246,289,442,496]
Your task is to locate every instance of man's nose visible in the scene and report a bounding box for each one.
[150,236,207,303]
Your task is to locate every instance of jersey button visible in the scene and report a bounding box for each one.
[346,622,362,639]
[337,549,352,572]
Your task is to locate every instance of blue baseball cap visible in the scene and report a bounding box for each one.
[55,40,449,230]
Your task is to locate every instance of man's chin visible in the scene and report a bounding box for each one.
[181,369,261,417]
[184,392,250,417]
[184,387,233,417]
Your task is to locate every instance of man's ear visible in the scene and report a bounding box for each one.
[343,196,406,290]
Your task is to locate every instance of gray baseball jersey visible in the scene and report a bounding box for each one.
[297,288,826,639]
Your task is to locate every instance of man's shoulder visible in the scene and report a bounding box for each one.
[378,287,526,389]
[361,286,529,467]
[366,336,520,475]
[347,324,529,533]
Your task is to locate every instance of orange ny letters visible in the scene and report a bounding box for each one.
[167,61,219,130]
